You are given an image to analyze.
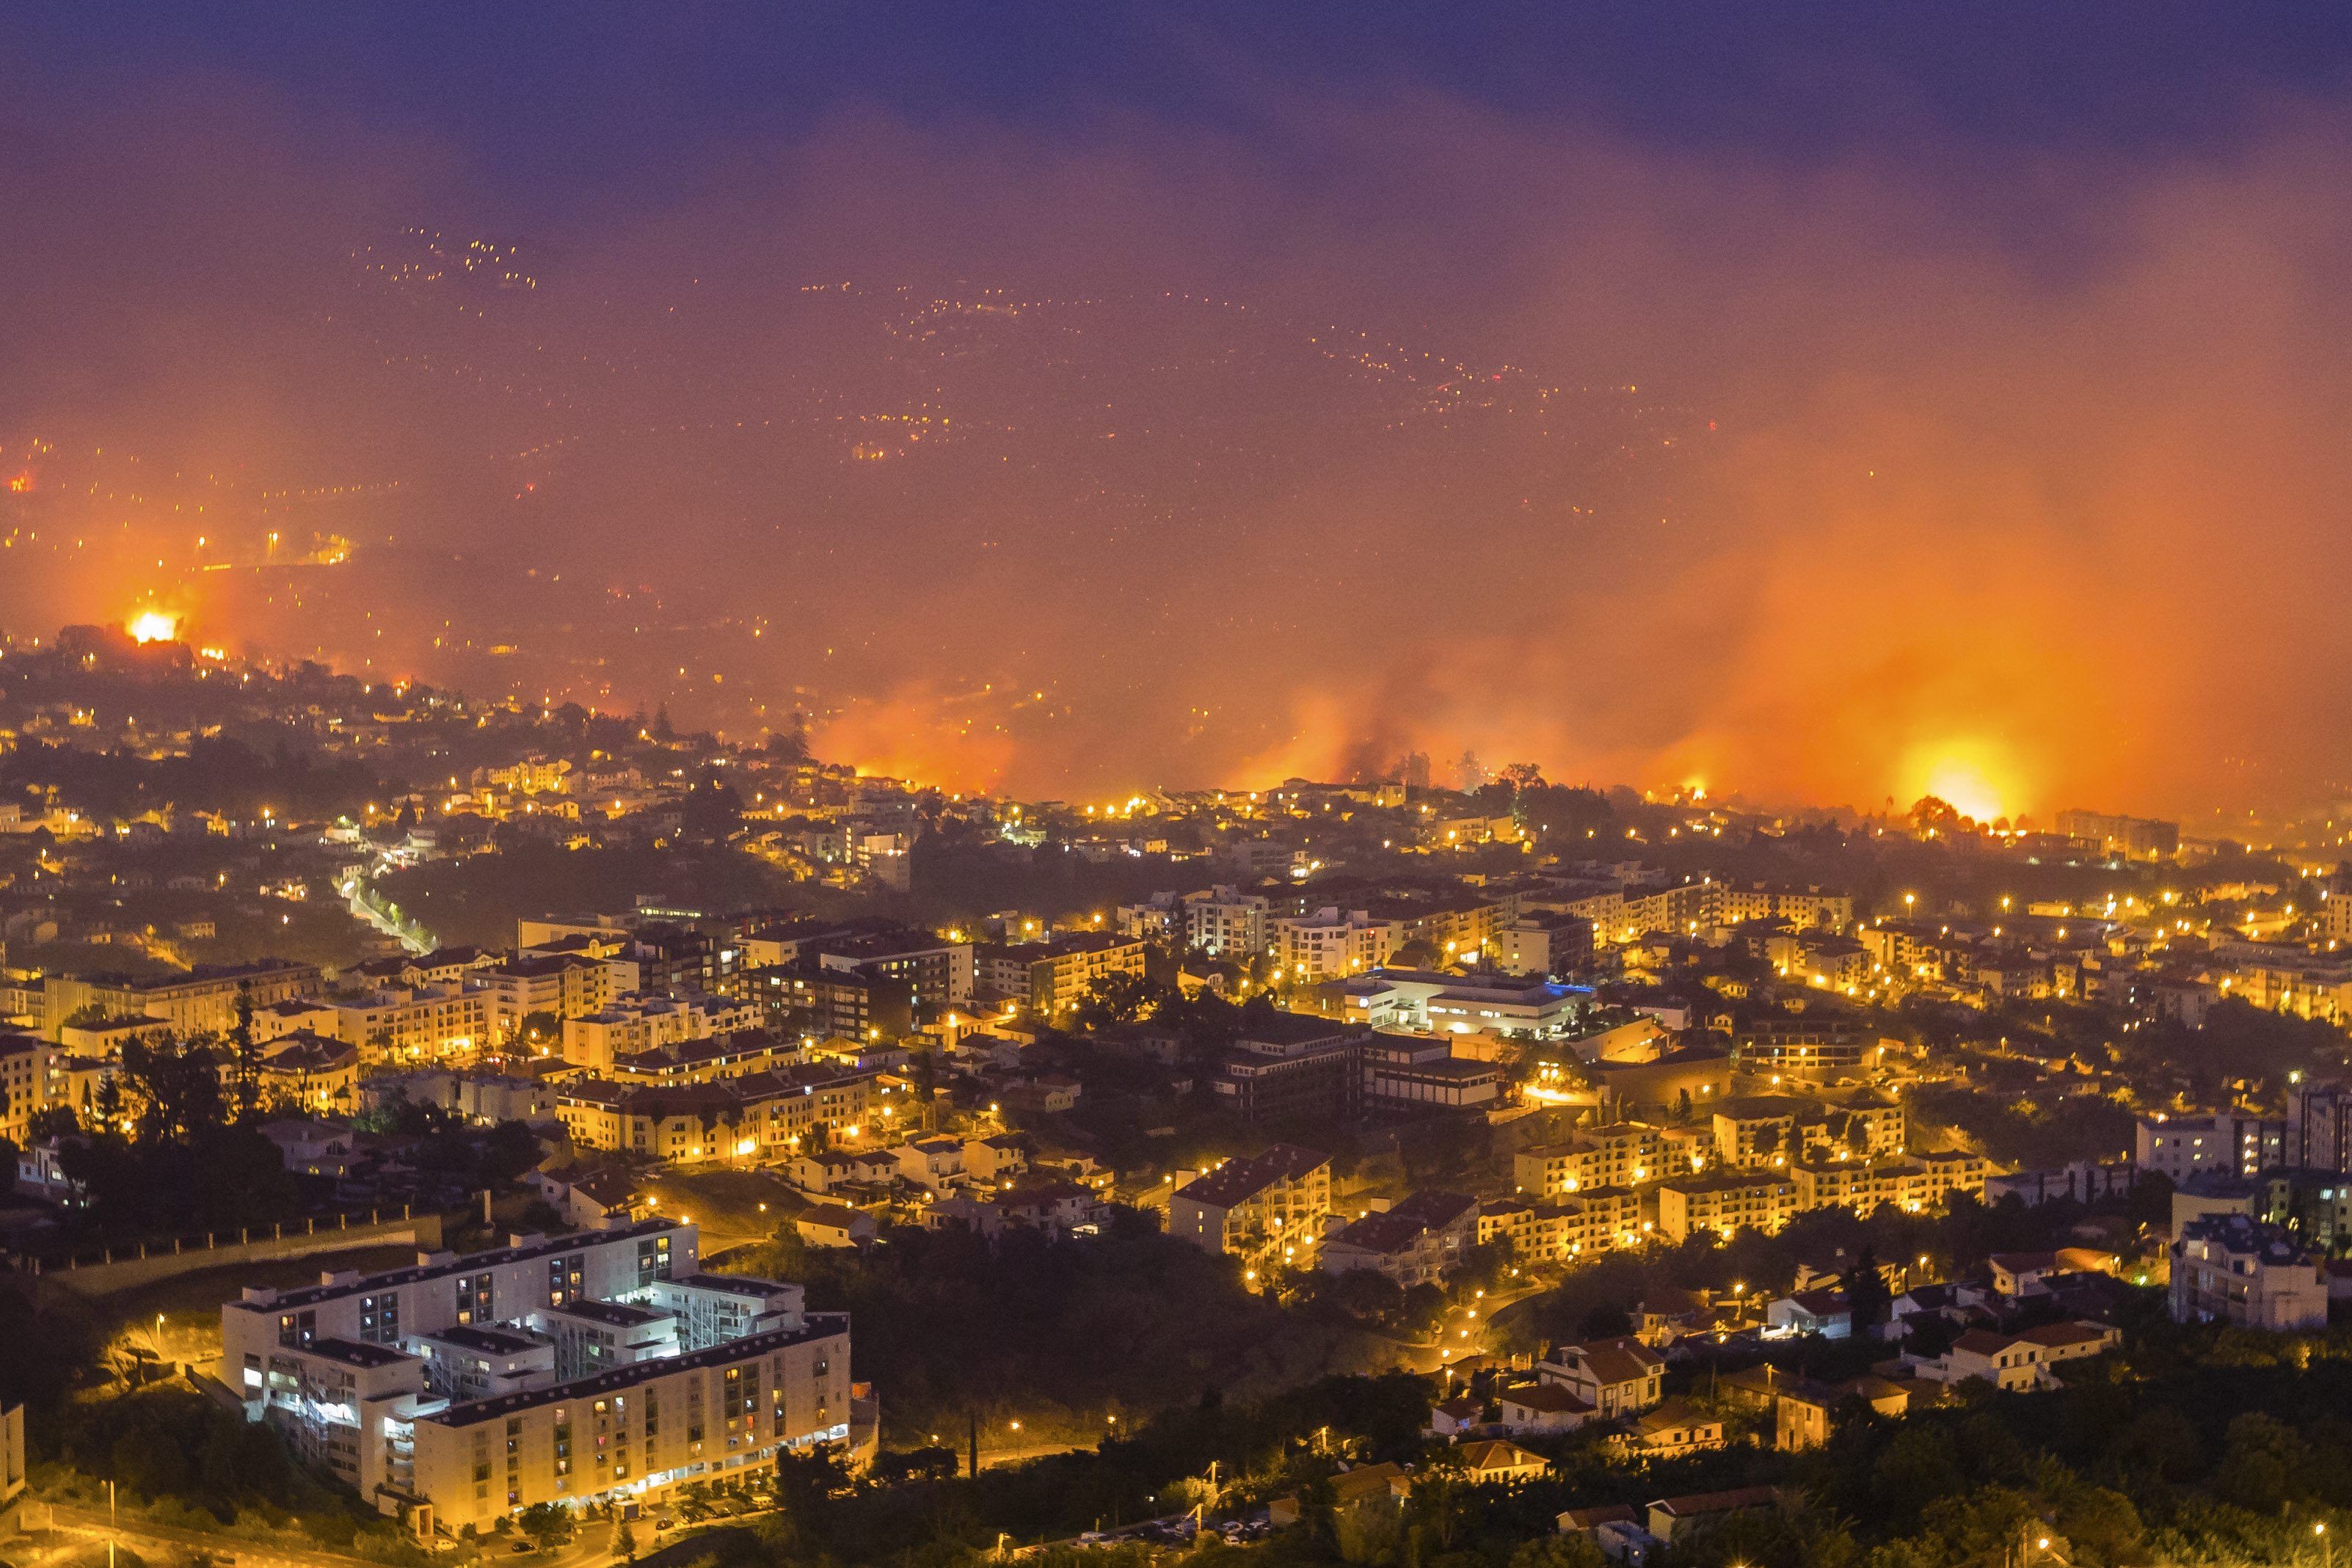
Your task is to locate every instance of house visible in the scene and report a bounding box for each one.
[1774,1374,1912,1450]
[527,1167,642,1228]
[1558,1506,1657,1568]
[1915,1321,2121,1392]
[1498,1381,1594,1435]
[847,1148,901,1184]
[1614,1399,1725,1459]
[790,1149,860,1193]
[1645,1487,1780,1544]
[1537,1335,1666,1417]
[1451,1439,1548,1484]
[258,1117,360,1178]
[894,1134,967,1192]
[1987,1251,2061,1297]
[795,1203,877,1249]
[1267,1462,1410,1526]
[1765,1288,1851,1339]
[1427,1396,1485,1437]
[962,1133,1030,1186]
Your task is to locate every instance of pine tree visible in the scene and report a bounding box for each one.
[228,982,262,1123]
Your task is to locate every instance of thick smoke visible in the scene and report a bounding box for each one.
[4,72,2351,819]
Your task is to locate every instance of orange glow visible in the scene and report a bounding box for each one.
[128,609,180,644]
[1904,737,2017,823]
[5,475,27,494]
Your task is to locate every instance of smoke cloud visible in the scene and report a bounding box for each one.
[4,67,2351,820]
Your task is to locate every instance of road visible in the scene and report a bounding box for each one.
[35,1500,618,1568]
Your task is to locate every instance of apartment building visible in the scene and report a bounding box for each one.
[552,1065,875,1160]
[1794,1152,1991,1217]
[409,1315,848,1531]
[1169,1144,1333,1285]
[2136,1111,2284,1181]
[330,983,489,1065]
[527,1300,681,1380]
[221,1220,852,1535]
[1656,1173,1797,1242]
[480,955,611,1039]
[1515,1123,1666,1200]
[0,1032,57,1144]
[562,993,762,1074]
[37,958,321,1040]
[1270,908,1394,981]
[2171,1214,2329,1330]
[1183,886,1269,957]
[1490,913,1596,980]
[975,933,1146,1017]
[221,1222,698,1382]
[1321,1190,1479,1287]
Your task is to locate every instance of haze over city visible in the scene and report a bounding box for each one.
[11,7,2352,820]
[23,12,2352,1568]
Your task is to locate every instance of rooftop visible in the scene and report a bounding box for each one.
[418,1315,847,1429]
[229,1219,689,1314]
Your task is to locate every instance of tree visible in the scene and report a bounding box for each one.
[116,1035,225,1143]
[1073,970,1158,1030]
[517,1502,575,1551]
[227,984,261,1123]
[612,1521,638,1562]
[27,1105,80,1140]
[1846,1244,1893,1332]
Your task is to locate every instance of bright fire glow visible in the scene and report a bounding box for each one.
[128,610,180,644]
[1905,737,2017,823]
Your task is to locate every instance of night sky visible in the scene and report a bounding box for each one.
[7,5,2352,819]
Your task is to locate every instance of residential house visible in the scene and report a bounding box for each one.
[1451,1440,1548,1484]
[1537,1336,1666,1418]
[1614,1400,1725,1459]
[1766,1288,1852,1339]
[1645,1487,1781,1545]
[1497,1382,1593,1436]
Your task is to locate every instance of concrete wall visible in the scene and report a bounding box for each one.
[30,1210,445,1298]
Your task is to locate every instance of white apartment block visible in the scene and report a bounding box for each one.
[1183,886,1269,957]
[562,992,758,1073]
[219,1219,851,1536]
[2135,1112,2282,1183]
[1270,908,1394,981]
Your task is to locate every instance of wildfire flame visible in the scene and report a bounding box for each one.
[128,610,180,644]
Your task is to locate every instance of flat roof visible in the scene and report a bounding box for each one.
[539,1299,670,1329]
[302,1335,416,1369]
[418,1324,545,1356]
[660,1272,801,1301]
[419,1315,847,1429]
[228,1219,689,1315]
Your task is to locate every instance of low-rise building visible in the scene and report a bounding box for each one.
[1537,1337,1665,1418]
[1612,1399,1725,1459]
[1914,1321,2121,1391]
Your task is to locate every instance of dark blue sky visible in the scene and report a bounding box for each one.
[15,3,2352,223]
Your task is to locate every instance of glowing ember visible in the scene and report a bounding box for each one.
[127,610,180,644]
